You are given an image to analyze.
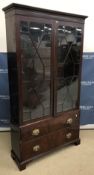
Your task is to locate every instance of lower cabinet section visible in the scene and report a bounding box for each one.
[20,128,79,161]
[11,110,80,170]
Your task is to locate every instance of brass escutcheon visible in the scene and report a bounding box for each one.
[33,145,40,152]
[66,132,72,139]
[66,118,73,125]
[32,129,40,136]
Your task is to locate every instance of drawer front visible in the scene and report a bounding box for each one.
[21,128,79,161]
[20,109,79,141]
[49,110,80,131]
[20,121,49,141]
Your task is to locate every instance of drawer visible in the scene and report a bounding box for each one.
[20,120,49,141]
[20,109,79,141]
[49,110,80,131]
[21,128,79,161]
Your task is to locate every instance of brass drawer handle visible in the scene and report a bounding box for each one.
[32,129,40,136]
[66,132,72,139]
[33,145,40,152]
[66,118,73,125]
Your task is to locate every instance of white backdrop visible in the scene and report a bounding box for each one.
[0,0,94,52]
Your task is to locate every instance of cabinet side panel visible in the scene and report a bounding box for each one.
[5,12,21,159]
[5,13,19,125]
[7,53,19,124]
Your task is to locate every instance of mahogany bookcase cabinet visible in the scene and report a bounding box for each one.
[3,3,87,170]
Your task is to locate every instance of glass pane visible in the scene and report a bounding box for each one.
[20,21,52,121]
[57,25,82,113]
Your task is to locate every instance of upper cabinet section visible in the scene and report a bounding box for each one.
[3,3,87,123]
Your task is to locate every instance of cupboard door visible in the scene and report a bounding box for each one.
[55,23,83,114]
[19,19,53,122]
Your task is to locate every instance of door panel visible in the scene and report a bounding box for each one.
[56,24,82,113]
[20,20,52,122]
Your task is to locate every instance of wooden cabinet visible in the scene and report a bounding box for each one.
[3,3,87,170]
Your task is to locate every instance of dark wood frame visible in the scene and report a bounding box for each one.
[3,3,87,170]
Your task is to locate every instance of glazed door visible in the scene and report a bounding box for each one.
[18,17,83,122]
[55,21,83,114]
[19,18,53,122]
